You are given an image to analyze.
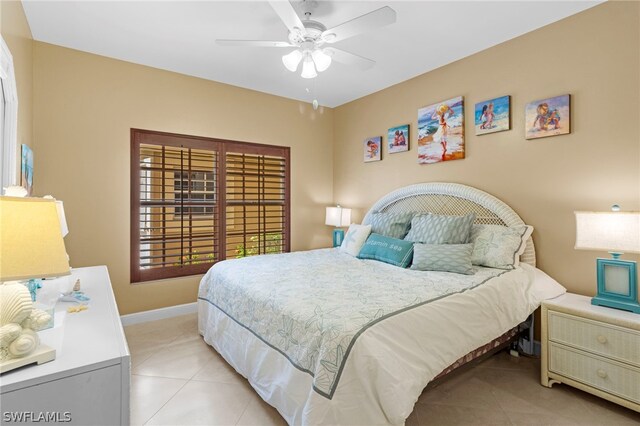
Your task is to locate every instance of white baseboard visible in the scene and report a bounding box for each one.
[120,302,198,326]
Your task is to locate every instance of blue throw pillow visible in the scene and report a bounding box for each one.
[411,243,474,275]
[404,213,475,244]
[357,233,414,268]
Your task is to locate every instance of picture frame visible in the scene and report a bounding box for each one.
[592,258,640,313]
[475,95,510,135]
[387,124,409,154]
[21,144,33,196]
[363,136,382,162]
[525,94,570,139]
[417,96,464,164]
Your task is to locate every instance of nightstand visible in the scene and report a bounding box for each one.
[541,293,640,413]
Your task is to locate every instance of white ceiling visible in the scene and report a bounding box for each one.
[22,0,603,108]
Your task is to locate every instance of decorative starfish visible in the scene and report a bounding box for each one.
[342,229,357,247]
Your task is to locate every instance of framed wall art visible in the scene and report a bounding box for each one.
[525,94,570,139]
[475,95,510,135]
[21,144,33,195]
[363,136,382,162]
[387,124,409,154]
[417,96,464,164]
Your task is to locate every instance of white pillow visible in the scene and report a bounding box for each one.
[470,224,533,269]
[340,224,372,257]
[531,267,566,302]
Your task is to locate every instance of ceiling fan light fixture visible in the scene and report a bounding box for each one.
[312,49,332,72]
[219,2,394,80]
[301,55,318,79]
[282,49,303,72]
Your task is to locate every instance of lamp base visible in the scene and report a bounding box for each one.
[592,296,640,314]
[332,229,345,248]
[593,258,639,314]
[0,344,56,374]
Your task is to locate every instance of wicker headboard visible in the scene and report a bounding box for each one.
[362,182,536,267]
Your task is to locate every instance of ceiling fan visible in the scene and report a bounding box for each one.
[216,0,396,79]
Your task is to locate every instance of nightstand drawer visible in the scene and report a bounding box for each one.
[549,343,640,404]
[548,311,640,367]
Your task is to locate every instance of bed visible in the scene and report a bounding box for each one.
[197,182,565,425]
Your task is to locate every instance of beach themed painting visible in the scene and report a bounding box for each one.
[475,95,510,135]
[388,124,409,154]
[21,144,33,195]
[417,96,464,164]
[525,94,570,139]
[363,136,382,162]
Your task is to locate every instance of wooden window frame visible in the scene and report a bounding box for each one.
[130,129,290,283]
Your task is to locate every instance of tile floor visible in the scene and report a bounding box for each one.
[125,313,640,425]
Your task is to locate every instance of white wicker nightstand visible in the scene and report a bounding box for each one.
[541,293,640,412]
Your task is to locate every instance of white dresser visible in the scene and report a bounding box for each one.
[0,266,130,425]
[541,293,640,412]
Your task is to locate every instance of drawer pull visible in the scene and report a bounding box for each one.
[596,335,608,344]
[597,369,608,379]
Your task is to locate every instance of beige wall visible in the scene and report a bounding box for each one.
[333,1,640,298]
[1,0,33,182]
[33,42,334,314]
[16,1,640,316]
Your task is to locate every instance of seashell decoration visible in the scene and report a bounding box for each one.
[22,309,52,332]
[0,283,47,361]
[8,329,39,357]
[0,284,33,326]
[0,323,22,347]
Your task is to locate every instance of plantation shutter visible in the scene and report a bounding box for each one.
[224,146,289,259]
[131,129,290,283]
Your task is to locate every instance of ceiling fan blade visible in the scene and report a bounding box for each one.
[268,0,306,35]
[216,40,294,48]
[325,47,375,70]
[322,6,396,44]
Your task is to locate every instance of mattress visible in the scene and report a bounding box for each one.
[198,248,562,425]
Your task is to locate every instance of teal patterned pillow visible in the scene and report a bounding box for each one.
[368,212,413,239]
[357,233,414,268]
[404,213,475,244]
[411,243,474,275]
[470,224,534,269]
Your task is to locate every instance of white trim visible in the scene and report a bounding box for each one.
[0,35,18,190]
[120,302,197,326]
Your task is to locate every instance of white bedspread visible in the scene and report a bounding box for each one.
[198,248,562,425]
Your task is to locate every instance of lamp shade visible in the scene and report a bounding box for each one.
[0,197,71,281]
[282,50,303,72]
[575,211,640,253]
[312,49,332,72]
[325,206,352,227]
[301,55,317,79]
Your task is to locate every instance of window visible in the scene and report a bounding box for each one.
[173,171,215,216]
[0,36,18,190]
[131,129,290,283]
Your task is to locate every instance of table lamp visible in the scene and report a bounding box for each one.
[325,205,352,247]
[575,206,640,313]
[0,196,71,373]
